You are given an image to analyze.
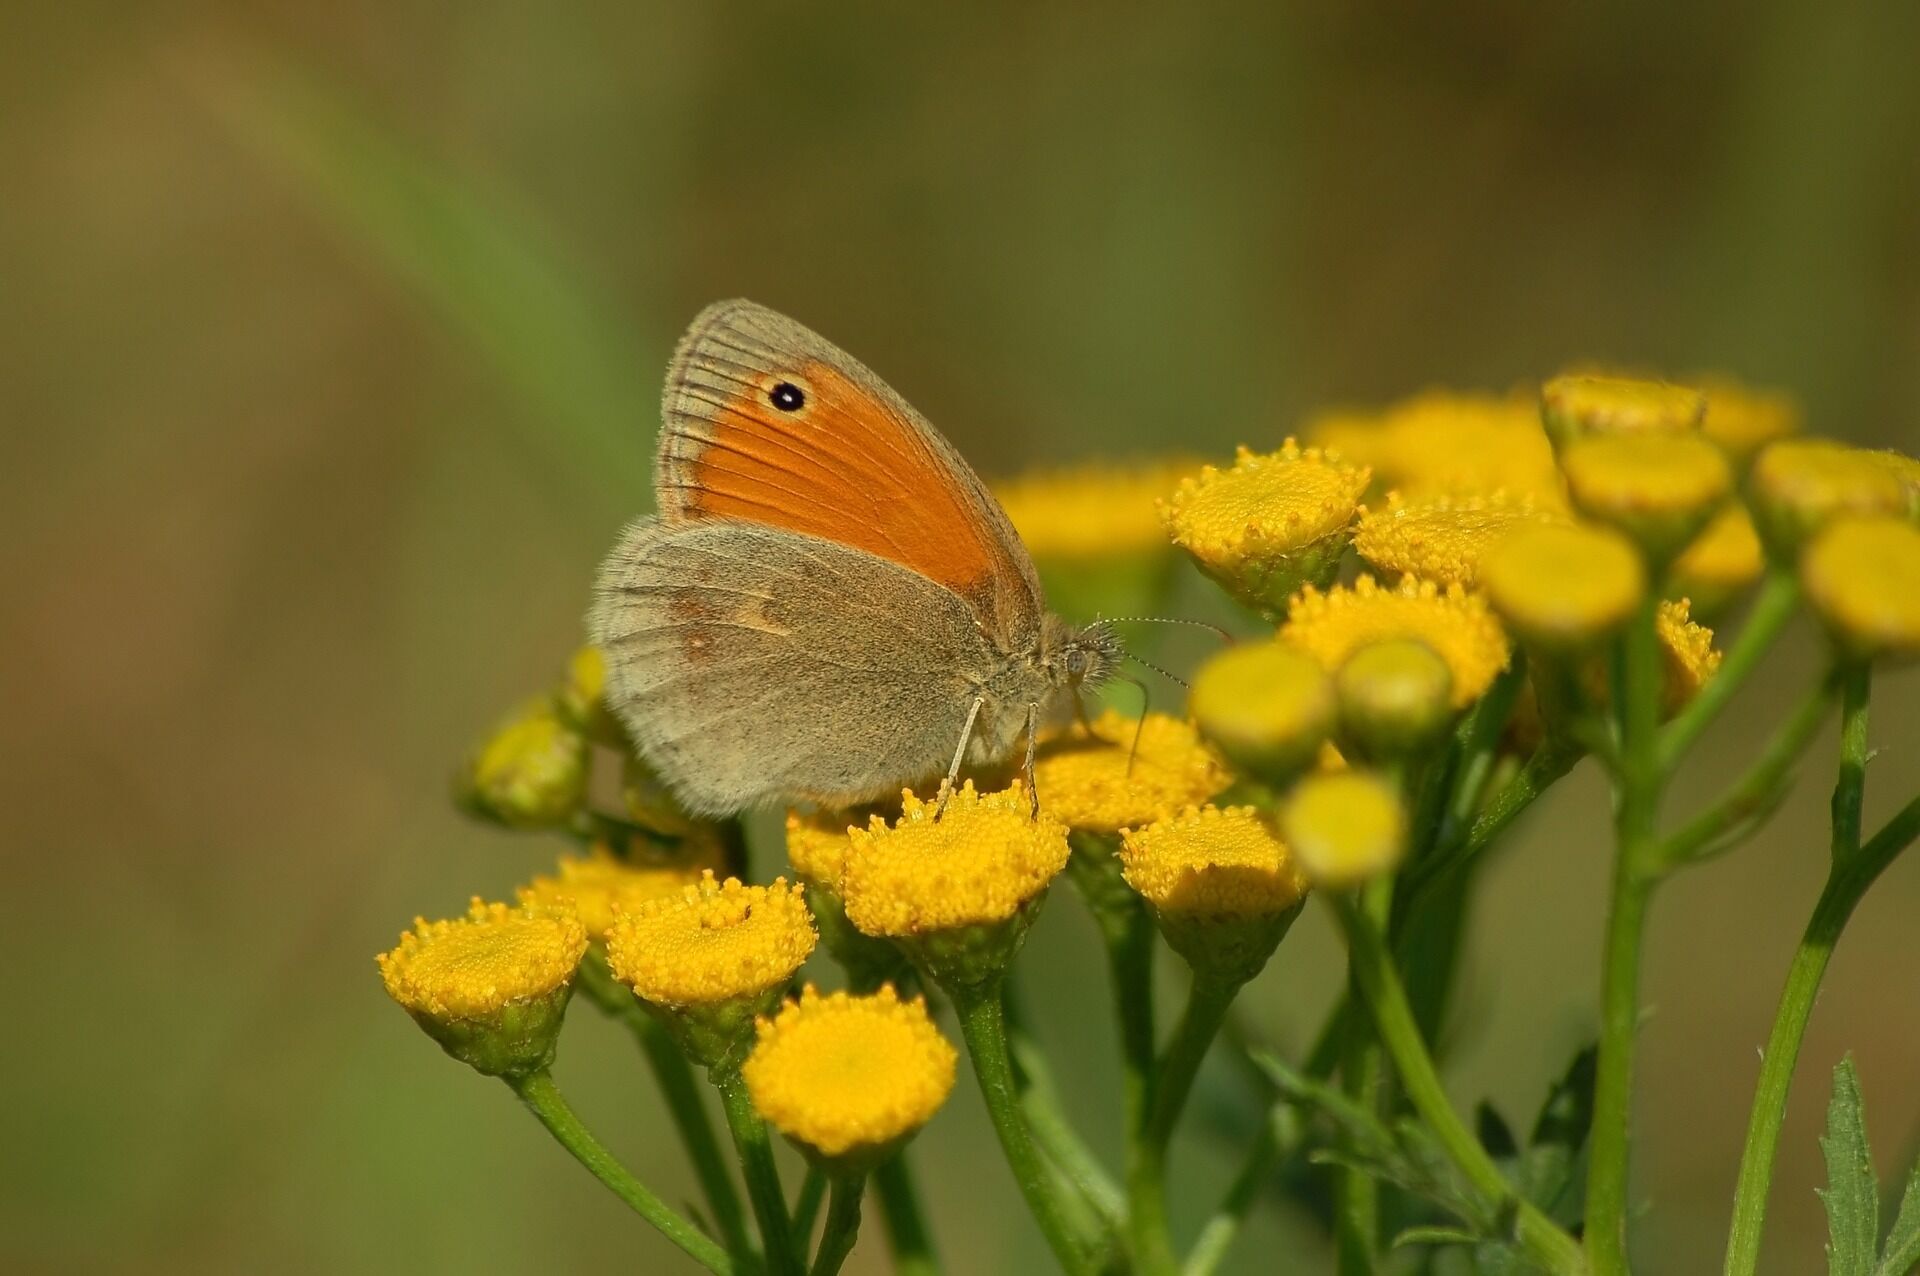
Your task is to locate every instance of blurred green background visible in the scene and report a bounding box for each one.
[4,4,1918,1273]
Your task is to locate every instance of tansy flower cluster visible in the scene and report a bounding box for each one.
[377,364,1920,1276]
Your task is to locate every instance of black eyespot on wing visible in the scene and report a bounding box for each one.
[769,382,806,412]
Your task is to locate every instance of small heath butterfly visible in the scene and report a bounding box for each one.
[590,300,1123,816]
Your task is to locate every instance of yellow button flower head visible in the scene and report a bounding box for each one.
[518,841,721,942]
[377,899,588,1078]
[743,984,957,1168]
[1280,771,1407,891]
[1121,805,1309,983]
[1280,574,1509,710]
[1540,373,1705,449]
[1032,710,1234,834]
[1189,639,1335,786]
[1482,522,1645,652]
[1861,449,1920,518]
[1353,491,1564,588]
[784,808,856,889]
[555,645,624,746]
[784,807,909,991]
[606,872,815,1067]
[1162,441,1371,617]
[1335,638,1456,760]
[1669,504,1765,620]
[1561,433,1733,564]
[1655,599,1722,713]
[1800,516,1920,662]
[996,458,1197,565]
[1309,391,1566,509]
[1697,376,1801,469]
[840,783,1069,989]
[456,697,588,830]
[1748,438,1912,557]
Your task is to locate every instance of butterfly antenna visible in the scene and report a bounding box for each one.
[1101,616,1236,645]
[1110,674,1151,777]
[1124,651,1189,691]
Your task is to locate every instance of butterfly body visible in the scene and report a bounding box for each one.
[591,301,1118,816]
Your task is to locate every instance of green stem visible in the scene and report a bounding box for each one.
[809,1175,867,1276]
[1658,672,1836,869]
[1401,743,1580,916]
[1331,897,1587,1276]
[873,1154,942,1276]
[1658,570,1799,769]
[510,1069,734,1274]
[1007,979,1126,1228]
[717,1068,800,1276]
[1587,597,1664,1276]
[1182,1101,1300,1276]
[791,1167,828,1259]
[575,955,753,1262]
[1129,975,1241,1275]
[1070,840,1159,1141]
[1334,876,1394,1276]
[954,981,1098,1275]
[1722,670,1912,1276]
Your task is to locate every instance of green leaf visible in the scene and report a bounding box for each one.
[1519,1044,1599,1230]
[1392,1225,1480,1250]
[189,47,658,516]
[1875,1161,1920,1276]
[1477,1102,1519,1163]
[1821,1056,1879,1276]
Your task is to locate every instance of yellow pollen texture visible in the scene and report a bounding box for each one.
[517,845,717,942]
[378,899,587,1021]
[784,809,858,888]
[995,458,1198,561]
[744,985,957,1158]
[1309,390,1565,508]
[1353,492,1563,588]
[605,872,815,1008]
[840,783,1069,936]
[1280,575,1509,708]
[1120,805,1309,918]
[1032,711,1233,833]
[1543,373,1705,437]
[1657,600,1722,709]
[1160,441,1370,566]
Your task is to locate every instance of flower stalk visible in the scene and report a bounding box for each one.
[809,1175,868,1276]
[716,1067,801,1276]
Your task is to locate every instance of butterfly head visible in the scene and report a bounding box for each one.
[1044,618,1124,693]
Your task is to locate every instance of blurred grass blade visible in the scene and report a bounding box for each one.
[188,47,656,510]
[1874,1162,1920,1276]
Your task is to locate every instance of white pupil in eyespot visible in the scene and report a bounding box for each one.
[770,382,805,411]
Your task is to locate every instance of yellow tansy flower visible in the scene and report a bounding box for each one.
[456,697,588,830]
[1188,639,1335,785]
[1280,575,1509,709]
[1540,373,1705,447]
[1482,522,1645,652]
[606,872,815,1010]
[841,783,1068,937]
[839,783,1069,988]
[1280,771,1407,891]
[1121,805,1310,984]
[1655,599,1722,712]
[377,899,588,1077]
[1033,710,1234,833]
[1800,516,1920,662]
[743,984,957,1165]
[1697,376,1800,468]
[995,458,1197,564]
[555,645,623,746]
[1309,390,1565,508]
[1560,432,1733,563]
[1352,491,1564,588]
[1861,449,1920,517]
[1748,438,1912,556]
[1669,504,1765,619]
[1161,441,1371,616]
[784,808,857,889]
[518,843,720,942]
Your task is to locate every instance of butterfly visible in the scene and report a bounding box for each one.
[590,300,1123,817]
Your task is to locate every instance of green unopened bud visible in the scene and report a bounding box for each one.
[1335,638,1455,761]
[1800,515,1920,664]
[1279,770,1407,892]
[1190,639,1336,785]
[1748,439,1913,559]
[1561,433,1732,566]
[377,900,587,1079]
[457,697,589,830]
[1120,805,1309,986]
[1540,373,1705,451]
[556,645,626,747]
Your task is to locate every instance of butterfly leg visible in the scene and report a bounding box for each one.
[1022,701,1041,818]
[934,694,986,821]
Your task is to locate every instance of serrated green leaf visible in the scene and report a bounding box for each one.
[1875,1160,1920,1276]
[1478,1101,1519,1162]
[1820,1056,1879,1276]
[1521,1043,1599,1229]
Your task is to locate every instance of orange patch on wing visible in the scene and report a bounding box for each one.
[682,359,1003,601]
